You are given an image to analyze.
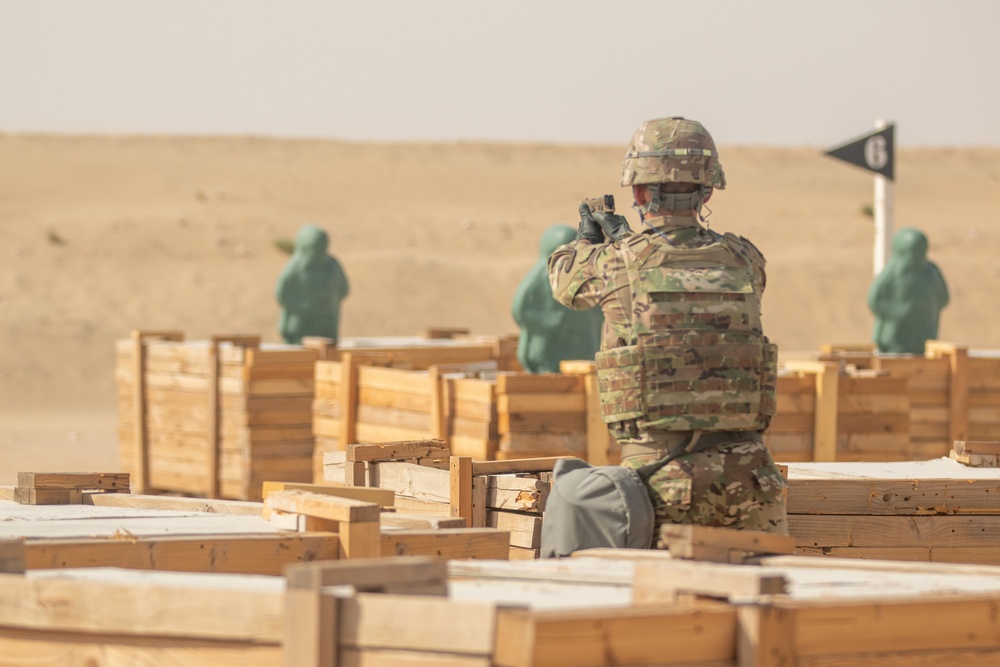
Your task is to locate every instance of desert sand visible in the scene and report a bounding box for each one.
[1,134,998,484]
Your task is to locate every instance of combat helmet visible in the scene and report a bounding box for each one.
[621,117,725,214]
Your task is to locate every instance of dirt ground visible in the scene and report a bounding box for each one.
[1,134,998,484]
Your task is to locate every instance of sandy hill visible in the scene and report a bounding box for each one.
[1,134,998,481]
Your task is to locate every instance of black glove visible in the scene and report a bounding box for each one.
[576,203,604,243]
[592,210,632,242]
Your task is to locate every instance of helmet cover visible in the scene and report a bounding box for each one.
[621,117,726,190]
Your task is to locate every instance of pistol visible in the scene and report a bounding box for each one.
[583,194,615,215]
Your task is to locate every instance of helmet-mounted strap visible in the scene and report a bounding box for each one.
[624,148,718,159]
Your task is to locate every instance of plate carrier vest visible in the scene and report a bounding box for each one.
[594,231,778,433]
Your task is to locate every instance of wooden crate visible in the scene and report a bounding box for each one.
[786,459,1000,564]
[313,344,499,478]
[325,446,560,558]
[766,362,910,462]
[814,342,1000,460]
[314,353,614,468]
[118,331,318,500]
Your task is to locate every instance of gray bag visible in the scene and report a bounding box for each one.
[539,451,688,558]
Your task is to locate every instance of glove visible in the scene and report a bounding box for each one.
[576,203,604,243]
[592,210,632,242]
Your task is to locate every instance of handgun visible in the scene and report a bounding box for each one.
[583,194,615,215]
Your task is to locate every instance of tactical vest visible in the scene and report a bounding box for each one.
[594,232,778,434]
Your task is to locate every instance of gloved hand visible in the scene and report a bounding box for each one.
[576,203,604,243]
[592,210,632,242]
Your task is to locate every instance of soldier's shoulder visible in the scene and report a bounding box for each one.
[723,232,766,266]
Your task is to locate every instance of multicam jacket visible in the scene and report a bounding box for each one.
[548,213,777,442]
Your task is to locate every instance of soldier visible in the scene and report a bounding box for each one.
[548,117,787,536]
[276,224,350,345]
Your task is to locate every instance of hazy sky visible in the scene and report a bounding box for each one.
[1,1,998,147]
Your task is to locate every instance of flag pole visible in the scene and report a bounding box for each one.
[873,119,894,277]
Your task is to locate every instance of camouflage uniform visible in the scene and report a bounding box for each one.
[548,117,787,535]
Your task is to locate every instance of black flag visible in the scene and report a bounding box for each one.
[823,125,895,181]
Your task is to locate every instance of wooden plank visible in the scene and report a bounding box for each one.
[23,534,340,575]
[339,649,490,667]
[585,372,610,466]
[813,363,839,462]
[266,490,381,523]
[341,353,360,448]
[472,458,568,476]
[485,475,549,513]
[499,412,586,434]
[772,594,1000,658]
[347,440,450,463]
[789,514,1000,548]
[498,393,587,413]
[471,476,488,528]
[450,456,473,528]
[357,404,432,432]
[381,514,467,530]
[286,556,445,590]
[445,396,495,422]
[659,525,796,562]
[130,331,185,494]
[446,377,496,404]
[366,461,450,503]
[380,529,510,559]
[949,346,970,443]
[0,631,281,666]
[487,511,542,549]
[316,360,343,383]
[316,382,342,400]
[83,492,261,515]
[17,472,130,492]
[262,482,394,513]
[13,488,82,505]
[392,496,451,515]
[0,540,25,574]
[954,440,1000,456]
[786,478,1000,515]
[0,571,283,641]
[340,522,383,559]
[244,347,314,366]
[499,432,586,453]
[447,417,495,441]
[430,366,445,438]
[340,593,496,655]
[315,415,342,438]
[284,587,337,667]
[497,373,583,394]
[358,366,433,394]
[739,604,795,667]
[493,603,737,667]
[449,433,495,460]
[358,386,431,412]
[633,559,788,603]
[241,363,316,380]
[355,423,431,444]
[792,545,1000,565]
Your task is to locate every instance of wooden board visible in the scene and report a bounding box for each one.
[23,533,339,575]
